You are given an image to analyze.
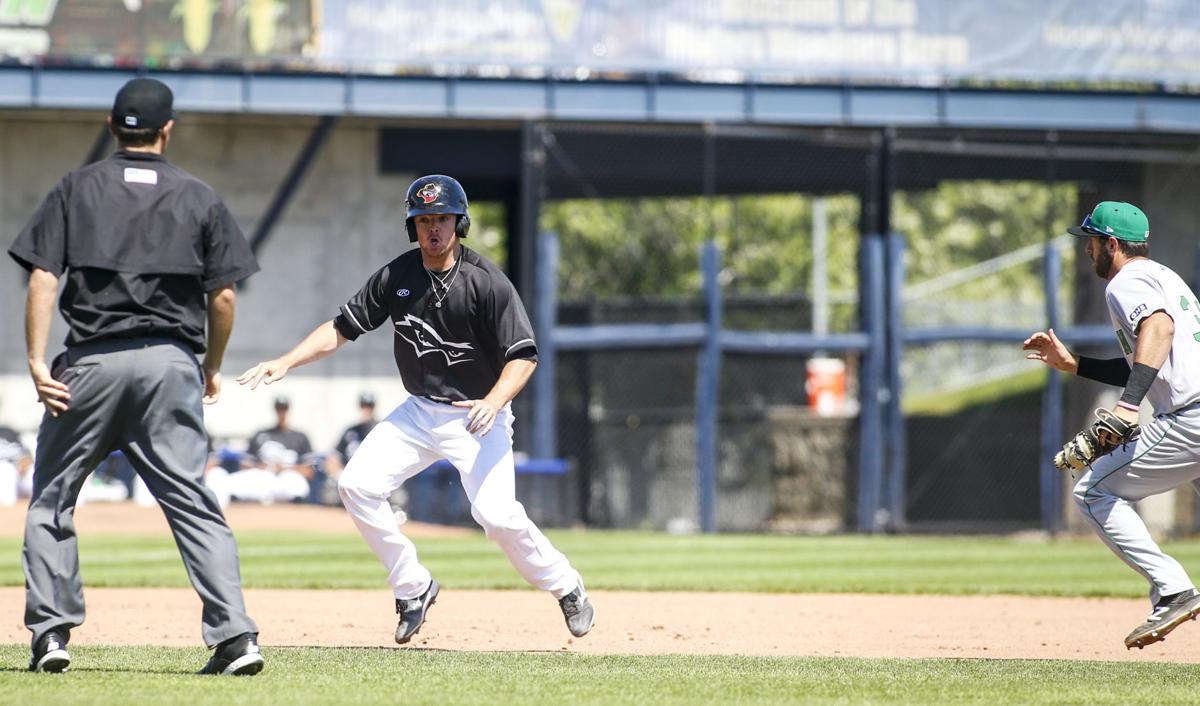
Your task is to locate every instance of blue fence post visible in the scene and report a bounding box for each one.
[858,234,886,533]
[532,231,560,461]
[1040,242,1064,533]
[884,232,907,531]
[696,241,722,533]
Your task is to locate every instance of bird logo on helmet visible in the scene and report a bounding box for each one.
[416,183,441,204]
[405,175,471,243]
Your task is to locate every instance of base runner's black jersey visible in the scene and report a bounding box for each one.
[333,246,537,401]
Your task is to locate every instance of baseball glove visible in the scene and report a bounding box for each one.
[1053,408,1139,472]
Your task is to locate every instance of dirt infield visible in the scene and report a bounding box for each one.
[0,502,471,539]
[3,503,1199,663]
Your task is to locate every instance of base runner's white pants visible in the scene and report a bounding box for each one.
[337,395,580,600]
[1073,404,1200,606]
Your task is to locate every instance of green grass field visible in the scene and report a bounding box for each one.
[3,646,1200,706]
[0,529,1187,596]
[5,530,1200,705]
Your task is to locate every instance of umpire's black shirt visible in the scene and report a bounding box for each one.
[333,245,537,401]
[8,150,259,354]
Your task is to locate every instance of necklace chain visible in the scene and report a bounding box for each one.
[425,255,461,309]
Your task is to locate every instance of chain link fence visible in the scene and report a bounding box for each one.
[540,123,870,531]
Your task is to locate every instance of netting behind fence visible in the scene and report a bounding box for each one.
[532,123,1200,532]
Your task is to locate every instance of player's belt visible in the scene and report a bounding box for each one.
[421,395,457,405]
[1173,399,1200,415]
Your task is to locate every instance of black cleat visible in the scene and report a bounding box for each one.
[395,579,440,644]
[30,629,71,673]
[1125,589,1200,649]
[199,632,264,676]
[559,584,595,638]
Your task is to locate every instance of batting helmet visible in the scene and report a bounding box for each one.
[404,175,471,242]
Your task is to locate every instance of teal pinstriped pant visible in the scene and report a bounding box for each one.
[1073,404,1200,606]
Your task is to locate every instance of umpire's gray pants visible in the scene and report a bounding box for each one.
[23,338,257,649]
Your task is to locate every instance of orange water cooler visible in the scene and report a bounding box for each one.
[805,357,846,416]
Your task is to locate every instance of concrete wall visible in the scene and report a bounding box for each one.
[1142,162,1200,287]
[0,110,418,451]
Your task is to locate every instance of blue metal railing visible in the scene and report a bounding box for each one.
[532,231,880,533]
[531,230,1137,534]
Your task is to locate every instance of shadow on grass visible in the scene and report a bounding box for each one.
[4,666,204,675]
[279,644,460,653]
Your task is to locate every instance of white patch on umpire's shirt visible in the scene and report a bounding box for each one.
[124,167,158,185]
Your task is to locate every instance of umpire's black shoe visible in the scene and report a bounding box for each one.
[1125,589,1200,649]
[199,632,264,676]
[29,629,71,673]
[559,584,596,638]
[395,579,440,644]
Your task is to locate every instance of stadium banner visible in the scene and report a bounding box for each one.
[2,0,1198,87]
[0,0,316,68]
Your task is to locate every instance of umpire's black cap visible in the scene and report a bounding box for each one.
[111,78,176,130]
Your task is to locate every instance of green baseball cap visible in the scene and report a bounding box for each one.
[1067,201,1149,242]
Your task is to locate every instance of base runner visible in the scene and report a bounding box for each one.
[238,174,594,643]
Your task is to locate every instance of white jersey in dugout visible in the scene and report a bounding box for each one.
[1104,259,1200,414]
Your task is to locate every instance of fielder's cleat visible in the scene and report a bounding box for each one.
[559,584,595,638]
[199,632,264,676]
[1124,589,1200,649]
[395,579,440,644]
[29,629,71,673]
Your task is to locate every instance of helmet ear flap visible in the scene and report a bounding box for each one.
[456,214,471,238]
[406,219,417,242]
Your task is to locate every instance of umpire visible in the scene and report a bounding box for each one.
[8,78,264,675]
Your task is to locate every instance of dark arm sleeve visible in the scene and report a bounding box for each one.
[1076,356,1131,387]
[202,201,260,290]
[333,264,393,342]
[486,279,538,360]
[8,180,68,275]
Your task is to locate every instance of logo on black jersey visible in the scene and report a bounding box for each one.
[397,288,411,297]
[395,314,475,366]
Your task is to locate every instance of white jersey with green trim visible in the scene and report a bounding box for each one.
[1104,258,1200,414]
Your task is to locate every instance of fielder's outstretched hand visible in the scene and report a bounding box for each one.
[236,359,292,390]
[453,398,500,435]
[1023,328,1076,373]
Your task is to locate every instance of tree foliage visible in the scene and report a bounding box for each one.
[542,193,862,300]
[540,181,1077,312]
[893,180,1079,303]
